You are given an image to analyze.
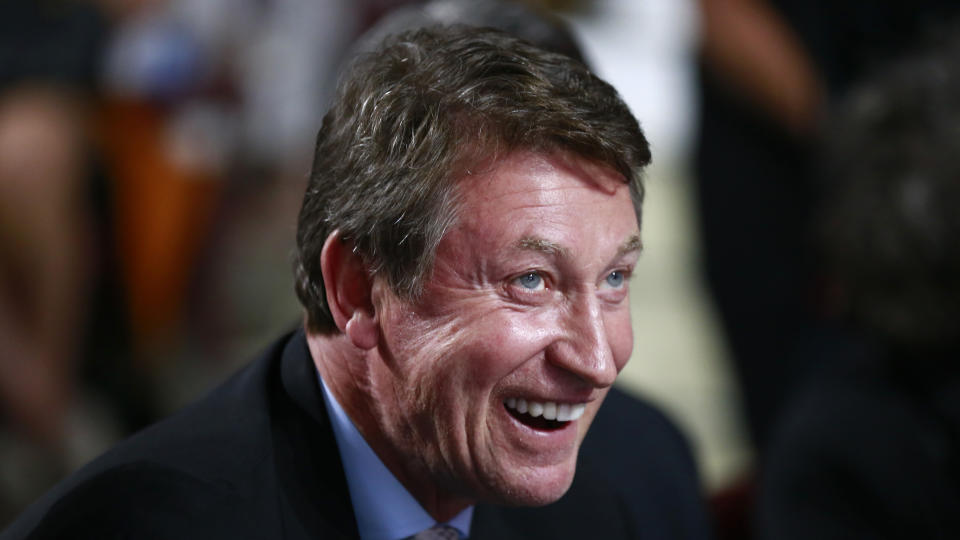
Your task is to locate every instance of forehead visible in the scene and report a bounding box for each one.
[460,151,633,220]
[446,150,639,253]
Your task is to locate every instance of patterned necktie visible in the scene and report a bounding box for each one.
[408,524,461,540]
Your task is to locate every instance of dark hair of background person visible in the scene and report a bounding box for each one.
[818,25,960,353]
[293,24,650,334]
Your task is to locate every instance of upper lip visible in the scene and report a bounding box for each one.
[501,390,599,404]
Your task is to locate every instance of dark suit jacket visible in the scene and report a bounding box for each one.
[756,350,960,539]
[2,330,711,539]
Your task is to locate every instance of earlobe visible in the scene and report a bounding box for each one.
[345,311,379,350]
[320,231,379,350]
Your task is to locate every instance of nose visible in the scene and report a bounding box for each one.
[547,294,619,388]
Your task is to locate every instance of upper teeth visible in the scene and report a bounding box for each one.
[505,397,586,422]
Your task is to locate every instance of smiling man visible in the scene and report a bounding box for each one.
[312,149,642,523]
[0,25,702,540]
[292,25,648,534]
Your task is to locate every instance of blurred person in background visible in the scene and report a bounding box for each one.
[0,0,421,526]
[697,0,958,456]
[756,24,960,538]
[694,2,959,537]
[0,0,104,444]
[697,0,959,484]
[95,0,361,355]
[0,0,145,524]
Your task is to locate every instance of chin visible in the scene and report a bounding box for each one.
[483,458,579,507]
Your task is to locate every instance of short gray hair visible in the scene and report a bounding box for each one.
[294,25,650,333]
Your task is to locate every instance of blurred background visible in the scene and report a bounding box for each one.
[2,0,958,537]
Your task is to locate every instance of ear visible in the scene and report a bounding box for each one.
[320,231,379,350]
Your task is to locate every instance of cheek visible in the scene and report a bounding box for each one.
[462,312,557,383]
[605,308,634,371]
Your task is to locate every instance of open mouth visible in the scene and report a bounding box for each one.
[504,398,585,431]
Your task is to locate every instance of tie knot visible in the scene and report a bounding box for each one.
[409,524,460,540]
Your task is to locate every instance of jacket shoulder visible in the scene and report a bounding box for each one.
[16,462,256,540]
[2,334,293,540]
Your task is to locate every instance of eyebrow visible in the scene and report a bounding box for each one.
[516,236,568,256]
[618,234,643,256]
[514,234,643,258]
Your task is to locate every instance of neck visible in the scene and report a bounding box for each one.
[306,330,476,523]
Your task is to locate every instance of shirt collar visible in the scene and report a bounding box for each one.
[318,371,473,540]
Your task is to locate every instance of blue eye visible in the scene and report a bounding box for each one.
[516,272,544,290]
[606,270,624,288]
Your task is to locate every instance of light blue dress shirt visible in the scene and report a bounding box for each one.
[318,372,473,540]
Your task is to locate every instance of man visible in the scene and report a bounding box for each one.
[3,25,708,539]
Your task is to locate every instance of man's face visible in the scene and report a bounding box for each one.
[367,150,641,506]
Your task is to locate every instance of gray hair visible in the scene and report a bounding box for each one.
[294,25,650,333]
